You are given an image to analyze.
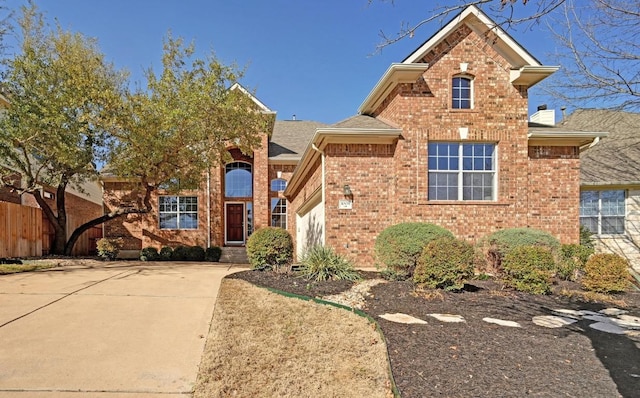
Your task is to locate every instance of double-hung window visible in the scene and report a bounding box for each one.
[159,196,198,229]
[271,198,287,229]
[452,76,472,109]
[580,190,625,235]
[428,143,496,201]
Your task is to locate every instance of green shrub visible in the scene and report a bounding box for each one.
[580,225,594,249]
[159,246,173,261]
[171,245,190,261]
[556,244,594,281]
[205,246,222,262]
[140,247,159,261]
[299,245,360,282]
[479,228,560,273]
[501,246,556,295]
[582,253,630,293]
[187,246,206,261]
[246,227,293,270]
[414,237,475,291]
[374,222,454,279]
[96,238,123,261]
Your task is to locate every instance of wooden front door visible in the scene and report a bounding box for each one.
[226,203,244,243]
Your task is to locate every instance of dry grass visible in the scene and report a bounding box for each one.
[0,261,58,275]
[194,279,393,398]
[558,288,628,307]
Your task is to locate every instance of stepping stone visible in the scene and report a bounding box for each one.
[379,313,427,324]
[532,315,577,328]
[578,310,601,316]
[583,314,612,323]
[611,315,640,330]
[428,313,466,323]
[551,309,583,319]
[589,322,627,335]
[483,317,521,328]
[599,308,628,316]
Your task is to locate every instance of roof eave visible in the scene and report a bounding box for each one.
[510,66,559,87]
[528,131,609,147]
[358,64,429,115]
[284,128,403,197]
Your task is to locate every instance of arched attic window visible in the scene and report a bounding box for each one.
[452,75,473,109]
[270,178,287,192]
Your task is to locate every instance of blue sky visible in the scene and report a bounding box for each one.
[5,0,564,123]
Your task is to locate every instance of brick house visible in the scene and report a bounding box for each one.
[102,5,605,264]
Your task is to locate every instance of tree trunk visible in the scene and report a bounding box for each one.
[31,187,67,255]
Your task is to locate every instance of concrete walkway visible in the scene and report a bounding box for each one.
[0,262,246,397]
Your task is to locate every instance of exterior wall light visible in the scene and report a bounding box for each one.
[343,184,353,197]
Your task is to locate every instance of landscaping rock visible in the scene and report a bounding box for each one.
[482,317,521,328]
[428,313,465,323]
[532,315,578,328]
[379,313,428,324]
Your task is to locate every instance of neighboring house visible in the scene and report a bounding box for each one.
[561,109,640,271]
[102,5,605,265]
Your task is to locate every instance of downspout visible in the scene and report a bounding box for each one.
[206,170,211,248]
[311,143,326,245]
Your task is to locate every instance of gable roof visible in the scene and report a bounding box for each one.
[359,5,558,114]
[563,109,640,186]
[269,120,328,163]
[229,83,274,114]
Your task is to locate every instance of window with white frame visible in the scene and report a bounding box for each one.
[580,190,625,235]
[225,162,252,197]
[159,196,198,229]
[271,198,287,229]
[428,142,496,201]
[452,76,472,109]
[271,178,287,192]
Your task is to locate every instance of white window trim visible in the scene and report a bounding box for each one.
[580,190,626,236]
[428,142,497,201]
[159,196,198,230]
[452,75,474,110]
[271,198,287,229]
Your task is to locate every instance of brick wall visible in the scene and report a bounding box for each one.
[311,24,581,266]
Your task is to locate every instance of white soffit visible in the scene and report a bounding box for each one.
[402,5,541,68]
[358,63,428,114]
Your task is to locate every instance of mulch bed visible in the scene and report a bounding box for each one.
[231,270,640,398]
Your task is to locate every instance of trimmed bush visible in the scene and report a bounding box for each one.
[501,246,556,295]
[187,246,206,261]
[479,228,560,273]
[375,222,454,279]
[140,247,159,261]
[96,238,123,261]
[414,237,475,291]
[556,244,594,281]
[171,245,191,261]
[246,227,293,270]
[159,246,173,261]
[299,245,360,282]
[205,246,222,262]
[582,253,630,293]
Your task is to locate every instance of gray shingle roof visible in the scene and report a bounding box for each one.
[562,109,640,185]
[332,114,399,129]
[269,120,327,161]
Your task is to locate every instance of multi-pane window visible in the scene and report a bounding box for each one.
[271,198,287,229]
[428,143,496,201]
[580,190,625,235]
[159,196,198,229]
[452,76,472,109]
[271,178,287,192]
[225,162,252,197]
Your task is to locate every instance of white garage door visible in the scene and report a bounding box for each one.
[296,190,324,258]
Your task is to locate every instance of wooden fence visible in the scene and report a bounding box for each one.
[1,201,102,258]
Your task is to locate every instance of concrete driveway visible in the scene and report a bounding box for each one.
[0,262,246,397]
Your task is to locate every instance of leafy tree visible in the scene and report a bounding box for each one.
[0,6,269,255]
[372,0,638,110]
[94,35,270,240]
[0,4,125,255]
